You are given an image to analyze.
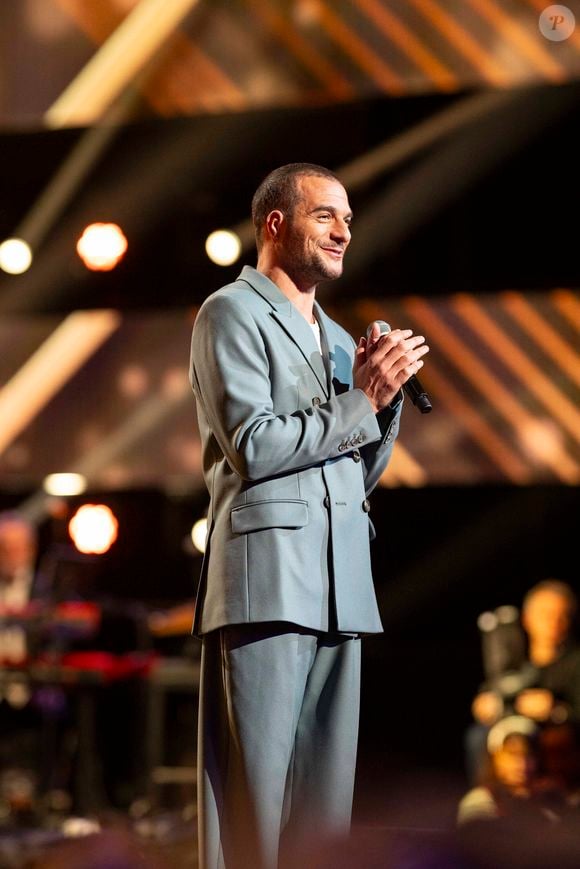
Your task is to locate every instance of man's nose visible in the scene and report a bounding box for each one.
[331,220,351,244]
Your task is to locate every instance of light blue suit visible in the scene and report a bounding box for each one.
[189,266,402,868]
[190,266,401,636]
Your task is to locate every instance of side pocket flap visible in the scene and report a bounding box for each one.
[231,499,309,533]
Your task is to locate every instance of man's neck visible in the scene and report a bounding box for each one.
[256,262,316,324]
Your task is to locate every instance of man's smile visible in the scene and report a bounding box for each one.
[320,246,344,259]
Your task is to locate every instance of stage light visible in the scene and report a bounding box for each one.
[0,239,33,274]
[205,230,241,266]
[191,517,208,554]
[496,605,519,625]
[62,817,101,837]
[68,504,118,555]
[477,611,498,632]
[76,223,128,271]
[43,473,87,496]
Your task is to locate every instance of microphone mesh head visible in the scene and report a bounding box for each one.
[366,320,391,339]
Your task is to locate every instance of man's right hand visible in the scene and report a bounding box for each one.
[353,325,430,413]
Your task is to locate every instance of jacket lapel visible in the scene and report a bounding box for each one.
[313,302,335,398]
[314,302,353,398]
[239,266,330,399]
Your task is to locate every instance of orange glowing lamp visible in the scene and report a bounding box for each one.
[68,504,119,555]
[76,223,128,271]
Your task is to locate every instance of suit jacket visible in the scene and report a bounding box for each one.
[189,266,402,636]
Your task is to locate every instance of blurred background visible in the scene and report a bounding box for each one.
[0,0,579,865]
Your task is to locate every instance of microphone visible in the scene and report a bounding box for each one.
[366,320,432,414]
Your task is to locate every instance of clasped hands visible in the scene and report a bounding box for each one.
[353,323,430,413]
[472,687,557,725]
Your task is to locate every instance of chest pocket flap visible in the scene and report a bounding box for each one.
[231,499,309,533]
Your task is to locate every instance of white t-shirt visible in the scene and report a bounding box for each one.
[310,318,322,353]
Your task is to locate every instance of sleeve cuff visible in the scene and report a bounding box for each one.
[375,391,403,434]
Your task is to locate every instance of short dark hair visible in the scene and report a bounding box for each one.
[523,579,577,616]
[251,163,341,250]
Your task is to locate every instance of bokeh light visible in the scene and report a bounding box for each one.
[205,230,241,266]
[43,473,87,496]
[0,238,33,274]
[68,504,119,555]
[191,517,208,554]
[77,223,128,271]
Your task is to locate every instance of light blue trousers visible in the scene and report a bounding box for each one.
[198,623,361,869]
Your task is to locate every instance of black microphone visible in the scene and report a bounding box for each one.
[366,320,432,414]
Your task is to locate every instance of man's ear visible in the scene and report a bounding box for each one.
[265,210,285,242]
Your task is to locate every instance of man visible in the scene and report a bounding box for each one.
[189,163,429,868]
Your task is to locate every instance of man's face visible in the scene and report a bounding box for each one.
[493,735,536,789]
[523,589,573,649]
[276,175,352,287]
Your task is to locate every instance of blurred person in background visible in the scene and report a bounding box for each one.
[458,716,563,825]
[467,580,580,783]
[0,512,42,664]
[0,511,47,822]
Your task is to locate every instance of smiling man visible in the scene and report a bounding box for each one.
[189,163,428,869]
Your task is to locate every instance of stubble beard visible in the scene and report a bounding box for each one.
[286,242,343,289]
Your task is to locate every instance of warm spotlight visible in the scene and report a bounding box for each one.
[69,504,118,555]
[205,230,241,266]
[191,517,208,554]
[0,239,33,274]
[43,473,87,496]
[77,223,128,271]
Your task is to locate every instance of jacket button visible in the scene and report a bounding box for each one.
[338,444,346,452]
[323,496,330,508]
[352,450,361,463]
[362,499,371,513]
[312,396,321,406]
[357,434,365,444]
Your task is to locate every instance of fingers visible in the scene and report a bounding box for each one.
[405,358,425,377]
[368,330,430,390]
[369,331,429,369]
[391,343,429,384]
[369,328,415,361]
[364,324,384,356]
[353,337,367,369]
[356,327,430,410]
